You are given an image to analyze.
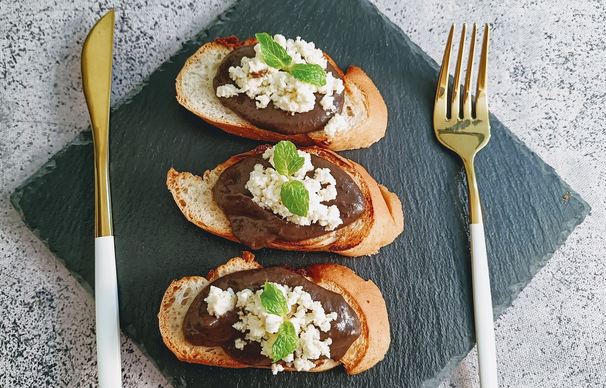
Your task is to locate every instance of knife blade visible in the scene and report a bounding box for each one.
[81,9,122,388]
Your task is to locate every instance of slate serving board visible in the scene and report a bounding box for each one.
[11,0,590,387]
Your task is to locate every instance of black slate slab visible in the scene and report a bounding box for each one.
[11,0,590,387]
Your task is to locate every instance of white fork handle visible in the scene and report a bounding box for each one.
[470,223,498,388]
[95,236,123,387]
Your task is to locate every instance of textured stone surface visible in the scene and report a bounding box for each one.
[1,1,605,388]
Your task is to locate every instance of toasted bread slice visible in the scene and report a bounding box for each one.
[166,146,404,257]
[175,36,388,151]
[158,252,390,374]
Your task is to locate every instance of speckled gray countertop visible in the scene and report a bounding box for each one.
[2,0,605,387]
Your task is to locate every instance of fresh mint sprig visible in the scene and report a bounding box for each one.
[273,141,309,217]
[272,321,298,362]
[281,181,309,218]
[261,281,289,317]
[273,140,305,177]
[255,32,327,87]
[255,32,292,70]
[289,63,327,87]
[260,282,299,363]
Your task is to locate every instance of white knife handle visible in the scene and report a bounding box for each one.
[95,236,122,387]
[470,223,498,388]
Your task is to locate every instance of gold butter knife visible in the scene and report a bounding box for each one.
[81,9,122,388]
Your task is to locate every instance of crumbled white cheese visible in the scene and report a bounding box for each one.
[204,286,236,317]
[323,113,348,137]
[293,357,316,373]
[320,94,335,112]
[265,313,284,334]
[244,147,343,230]
[216,84,239,98]
[216,34,344,114]
[271,363,284,375]
[234,338,247,350]
[205,281,338,373]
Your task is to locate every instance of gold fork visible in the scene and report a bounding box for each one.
[433,24,498,387]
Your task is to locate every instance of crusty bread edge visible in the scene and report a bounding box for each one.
[175,37,388,151]
[158,253,390,373]
[157,275,250,368]
[305,263,391,375]
[166,162,237,243]
[307,66,388,151]
[166,146,404,257]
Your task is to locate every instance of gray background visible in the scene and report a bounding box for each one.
[1,0,605,387]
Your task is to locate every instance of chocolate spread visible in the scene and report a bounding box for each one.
[213,45,345,135]
[212,153,366,249]
[182,267,361,366]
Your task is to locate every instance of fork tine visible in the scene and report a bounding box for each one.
[475,24,490,120]
[451,24,467,120]
[462,24,477,119]
[434,25,455,122]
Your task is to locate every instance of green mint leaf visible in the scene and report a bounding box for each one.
[287,156,305,175]
[255,32,292,70]
[273,140,305,176]
[281,180,309,217]
[255,33,328,87]
[272,321,298,362]
[261,282,289,317]
[289,63,327,87]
